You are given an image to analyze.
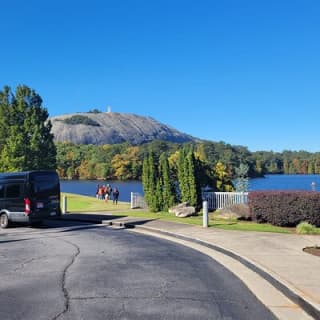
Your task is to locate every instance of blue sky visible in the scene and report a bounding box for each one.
[1,0,319,152]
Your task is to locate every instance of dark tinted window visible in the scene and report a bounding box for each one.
[30,172,60,197]
[0,185,4,198]
[6,184,21,198]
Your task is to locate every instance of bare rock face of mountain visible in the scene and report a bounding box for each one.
[49,112,197,145]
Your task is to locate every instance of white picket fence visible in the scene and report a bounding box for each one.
[131,191,248,210]
[130,192,147,209]
[202,192,248,210]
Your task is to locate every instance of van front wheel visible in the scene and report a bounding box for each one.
[0,213,9,228]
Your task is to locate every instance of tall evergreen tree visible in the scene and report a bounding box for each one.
[177,147,189,202]
[0,85,56,171]
[142,150,158,212]
[154,179,163,212]
[186,151,198,207]
[142,157,151,206]
[176,146,203,210]
[159,153,176,211]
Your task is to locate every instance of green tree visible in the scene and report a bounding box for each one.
[142,150,158,212]
[0,85,56,171]
[159,153,176,211]
[214,162,234,192]
[186,151,198,207]
[176,147,203,210]
[177,148,189,202]
[234,163,249,192]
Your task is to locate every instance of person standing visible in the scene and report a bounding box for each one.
[113,188,119,204]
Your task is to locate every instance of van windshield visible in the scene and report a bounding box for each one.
[29,172,60,198]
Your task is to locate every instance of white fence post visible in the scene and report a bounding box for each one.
[130,192,134,209]
[203,201,208,227]
[62,195,67,214]
[130,192,147,209]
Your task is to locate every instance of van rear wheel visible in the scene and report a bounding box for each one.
[0,213,9,228]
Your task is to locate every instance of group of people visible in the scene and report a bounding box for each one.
[96,184,120,204]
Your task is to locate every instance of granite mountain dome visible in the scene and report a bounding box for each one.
[49,112,197,145]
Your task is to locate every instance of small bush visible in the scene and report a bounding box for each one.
[249,191,320,227]
[296,222,317,234]
[63,115,100,126]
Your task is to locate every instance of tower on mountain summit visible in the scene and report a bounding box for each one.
[107,105,111,113]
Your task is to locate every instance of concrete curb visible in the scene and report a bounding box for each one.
[128,223,320,320]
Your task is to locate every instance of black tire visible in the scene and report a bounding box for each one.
[0,213,9,229]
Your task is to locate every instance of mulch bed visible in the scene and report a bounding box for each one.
[303,247,320,257]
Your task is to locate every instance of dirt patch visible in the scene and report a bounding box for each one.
[303,246,320,257]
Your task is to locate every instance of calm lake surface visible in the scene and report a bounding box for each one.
[248,174,320,192]
[60,174,320,202]
[60,180,143,202]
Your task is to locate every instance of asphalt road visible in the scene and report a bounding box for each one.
[0,220,276,320]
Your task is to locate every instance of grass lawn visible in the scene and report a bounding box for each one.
[60,192,319,234]
[61,192,132,213]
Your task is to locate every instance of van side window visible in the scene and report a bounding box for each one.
[6,184,21,198]
[0,185,4,198]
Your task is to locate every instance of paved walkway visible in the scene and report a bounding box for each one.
[60,213,320,319]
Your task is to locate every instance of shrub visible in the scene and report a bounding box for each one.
[296,222,317,234]
[249,191,320,227]
[63,115,100,126]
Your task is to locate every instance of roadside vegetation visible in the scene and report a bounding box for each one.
[61,192,318,234]
[296,222,320,235]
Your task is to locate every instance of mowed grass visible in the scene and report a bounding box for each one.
[209,219,292,233]
[61,192,131,213]
[62,193,304,233]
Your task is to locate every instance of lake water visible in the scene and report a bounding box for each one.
[60,180,143,202]
[249,174,320,192]
[60,174,320,202]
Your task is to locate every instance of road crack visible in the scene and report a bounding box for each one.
[51,238,80,320]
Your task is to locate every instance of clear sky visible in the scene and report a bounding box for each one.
[1,0,319,152]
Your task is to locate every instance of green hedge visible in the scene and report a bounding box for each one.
[249,191,320,227]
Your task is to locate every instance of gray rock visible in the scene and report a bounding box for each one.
[49,112,198,145]
[216,204,251,220]
[169,202,196,218]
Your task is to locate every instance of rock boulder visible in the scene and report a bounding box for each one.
[169,202,196,218]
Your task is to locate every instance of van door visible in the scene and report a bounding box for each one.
[28,172,60,219]
[0,184,5,212]
[4,183,26,222]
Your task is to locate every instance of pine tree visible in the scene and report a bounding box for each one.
[177,147,189,202]
[186,151,197,207]
[142,150,159,212]
[159,153,176,211]
[154,179,163,212]
[0,85,56,171]
[142,156,151,207]
[176,146,203,210]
